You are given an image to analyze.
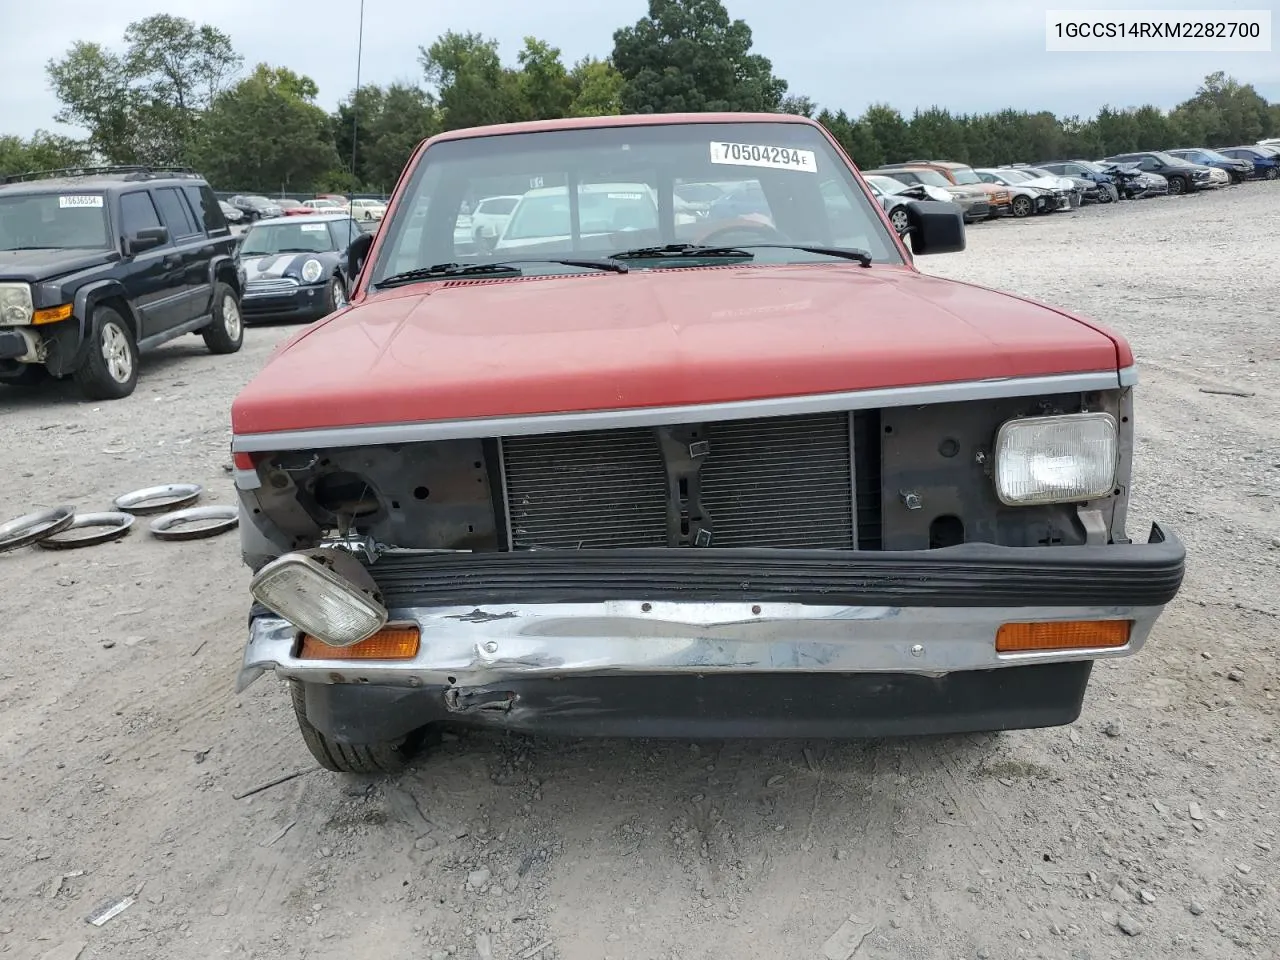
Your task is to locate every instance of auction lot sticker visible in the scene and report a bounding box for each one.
[59,195,104,208]
[709,141,817,172]
[300,223,328,232]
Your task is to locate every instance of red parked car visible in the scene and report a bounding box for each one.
[275,198,315,217]
[229,112,1185,774]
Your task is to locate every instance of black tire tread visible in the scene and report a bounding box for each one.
[202,281,243,354]
[73,305,138,400]
[288,680,427,774]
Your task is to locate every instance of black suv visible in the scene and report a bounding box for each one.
[0,165,244,400]
[1099,151,1216,196]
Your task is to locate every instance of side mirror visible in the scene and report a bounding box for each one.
[346,230,374,285]
[127,225,168,255]
[903,200,965,256]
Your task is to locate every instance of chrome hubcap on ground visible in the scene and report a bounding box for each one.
[223,295,242,339]
[101,322,132,383]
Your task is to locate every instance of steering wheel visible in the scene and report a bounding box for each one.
[697,221,789,246]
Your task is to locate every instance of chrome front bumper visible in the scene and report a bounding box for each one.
[237,599,1169,694]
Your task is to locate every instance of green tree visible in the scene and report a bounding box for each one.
[860,104,917,163]
[611,0,788,114]
[779,94,817,117]
[517,38,573,120]
[419,31,528,130]
[0,131,93,177]
[362,85,441,191]
[193,64,338,191]
[566,57,624,116]
[1169,71,1272,146]
[46,14,241,164]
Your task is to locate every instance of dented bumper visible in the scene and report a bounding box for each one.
[238,525,1184,740]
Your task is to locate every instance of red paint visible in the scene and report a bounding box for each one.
[233,451,256,470]
[231,264,1123,437]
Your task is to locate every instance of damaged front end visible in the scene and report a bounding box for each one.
[231,382,1184,747]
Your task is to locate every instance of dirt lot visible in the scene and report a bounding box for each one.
[2,185,1277,960]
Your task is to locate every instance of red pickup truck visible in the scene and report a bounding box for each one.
[229,112,1184,774]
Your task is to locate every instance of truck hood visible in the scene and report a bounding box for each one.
[231,264,1125,436]
[0,248,115,284]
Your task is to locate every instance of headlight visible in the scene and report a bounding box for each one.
[300,258,324,284]
[250,548,388,647]
[993,413,1119,506]
[0,283,34,326]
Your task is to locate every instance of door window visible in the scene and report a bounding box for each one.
[183,185,228,234]
[119,191,163,236]
[153,187,199,239]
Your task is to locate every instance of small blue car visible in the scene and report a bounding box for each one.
[1215,146,1280,181]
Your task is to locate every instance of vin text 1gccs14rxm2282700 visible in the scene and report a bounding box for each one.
[227,112,1184,775]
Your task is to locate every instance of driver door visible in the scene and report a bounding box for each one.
[117,190,187,338]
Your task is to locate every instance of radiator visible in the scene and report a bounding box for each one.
[499,411,879,551]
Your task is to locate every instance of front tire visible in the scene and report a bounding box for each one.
[1168,176,1188,196]
[202,282,244,355]
[289,681,430,774]
[889,207,910,234]
[73,306,139,400]
[1264,167,1278,181]
[322,276,347,316]
[1011,195,1033,218]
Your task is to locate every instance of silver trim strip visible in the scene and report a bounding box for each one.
[232,369,1127,453]
[1118,364,1137,386]
[233,468,262,491]
[236,600,1162,692]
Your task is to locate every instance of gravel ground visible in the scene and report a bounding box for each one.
[1,185,1277,960]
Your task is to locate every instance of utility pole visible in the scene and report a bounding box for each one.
[350,0,366,205]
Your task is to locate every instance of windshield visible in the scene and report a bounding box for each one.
[477,196,518,215]
[1149,152,1183,166]
[0,193,111,251]
[947,166,981,185]
[1073,161,1105,173]
[996,169,1032,182]
[370,120,903,282]
[905,169,952,188]
[864,176,908,195]
[239,221,337,256]
[1193,149,1230,162]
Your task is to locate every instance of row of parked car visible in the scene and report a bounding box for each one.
[860,138,1280,226]
[218,194,389,224]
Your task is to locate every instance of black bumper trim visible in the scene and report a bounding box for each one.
[361,522,1184,609]
[297,661,1096,742]
[0,330,28,360]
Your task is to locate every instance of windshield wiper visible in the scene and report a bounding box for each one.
[376,257,628,288]
[611,243,755,260]
[611,243,873,267]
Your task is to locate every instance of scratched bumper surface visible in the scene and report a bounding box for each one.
[238,597,1168,698]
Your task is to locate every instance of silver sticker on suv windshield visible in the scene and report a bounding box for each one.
[58,195,104,208]
[709,142,817,173]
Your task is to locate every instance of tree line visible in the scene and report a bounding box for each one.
[2,0,1277,194]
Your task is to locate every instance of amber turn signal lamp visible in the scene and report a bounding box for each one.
[996,619,1131,653]
[299,624,421,660]
[32,304,74,325]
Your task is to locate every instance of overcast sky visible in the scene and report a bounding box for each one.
[4,0,1277,139]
